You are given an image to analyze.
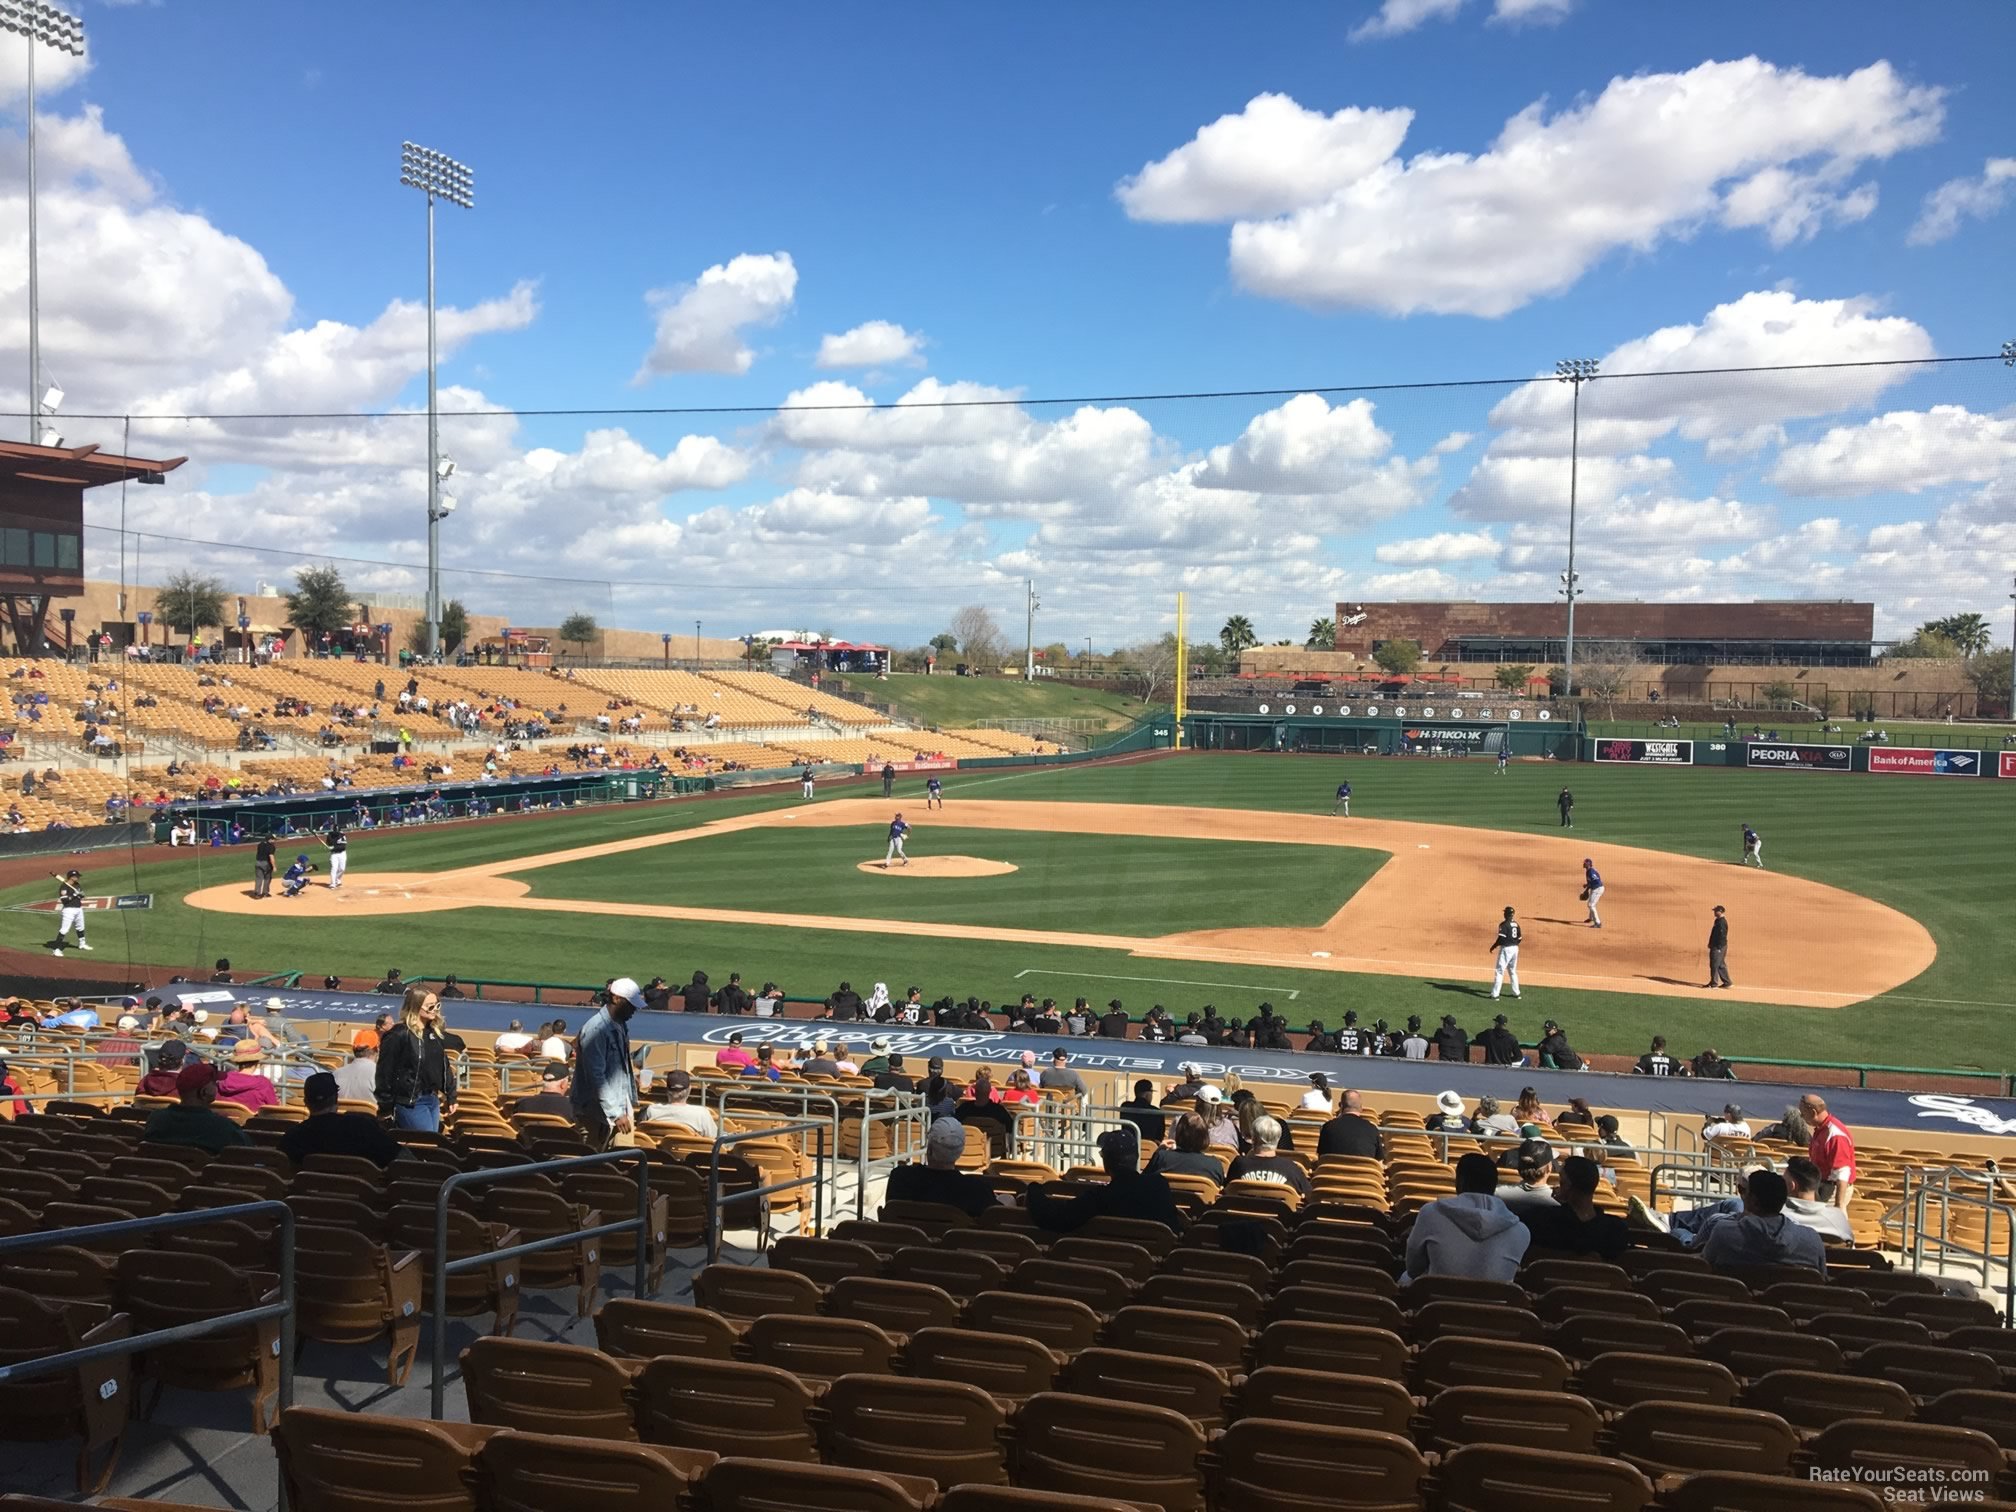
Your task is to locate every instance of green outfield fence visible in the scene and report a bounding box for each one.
[1180,712,1581,759]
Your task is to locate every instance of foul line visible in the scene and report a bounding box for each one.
[1015,967,1302,1000]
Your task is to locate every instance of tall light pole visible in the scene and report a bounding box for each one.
[399,141,474,658]
[694,619,702,664]
[2,2,85,443]
[1554,358,1599,696]
[1025,579,1040,678]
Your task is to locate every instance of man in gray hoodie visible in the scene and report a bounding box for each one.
[1698,1168,1828,1276]
[1403,1152,1531,1283]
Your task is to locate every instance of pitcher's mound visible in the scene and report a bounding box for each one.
[856,855,1018,878]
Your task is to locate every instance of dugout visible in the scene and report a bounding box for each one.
[1182,710,1580,758]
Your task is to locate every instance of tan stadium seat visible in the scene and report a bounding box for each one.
[877,1198,976,1241]
[1161,1247,1275,1291]
[1399,1275,1527,1310]
[1810,1312,1935,1355]
[941,1228,1042,1266]
[594,1299,741,1361]
[742,1313,899,1383]
[1412,1299,1546,1345]
[1435,1443,1656,1512]
[462,1337,639,1440]
[1103,1304,1251,1373]
[770,1235,880,1288]
[1061,1347,1230,1429]
[1702,1324,1844,1380]
[1427,1384,1603,1454]
[479,1182,602,1320]
[1856,1340,2003,1399]
[904,1326,1061,1405]
[1882,1291,2005,1335]
[1808,1418,2008,1500]
[0,1245,116,1308]
[115,1250,280,1432]
[1255,1321,1409,1382]
[1744,1367,1915,1434]
[292,1223,423,1385]
[813,1372,1008,1488]
[1672,1299,1796,1339]
[935,1488,1142,1512]
[475,1429,714,1512]
[1268,1284,1406,1334]
[831,1219,932,1258]
[629,1356,819,1462]
[883,1244,1005,1302]
[1010,1392,1208,1512]
[963,1290,1102,1355]
[1577,1350,1738,1409]
[1611,1400,1799,1478]
[1207,1418,1429,1512]
[274,1406,490,1512]
[692,1457,931,1512]
[387,1203,521,1338]
[1008,1257,1135,1315]
[0,1287,131,1492]
[1234,1365,1417,1437]
[1658,1470,1884,1512]
[1413,1336,1573,1396]
[693,1261,822,1319]
[1551,1313,1692,1363]
[828,1276,962,1338]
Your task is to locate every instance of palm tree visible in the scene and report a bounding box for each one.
[1933,612,1992,658]
[1306,616,1336,649]
[1219,615,1258,656]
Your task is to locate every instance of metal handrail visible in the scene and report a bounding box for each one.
[1900,1166,2016,1322]
[0,1200,297,1444]
[712,1086,845,1219]
[428,1147,654,1418]
[703,1115,831,1264]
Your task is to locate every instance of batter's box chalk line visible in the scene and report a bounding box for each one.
[1312,951,1333,959]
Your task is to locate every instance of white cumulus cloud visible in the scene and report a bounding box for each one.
[1769,405,2016,497]
[634,251,797,380]
[1908,157,2016,246]
[1128,61,1944,316]
[814,320,925,369]
[1375,530,1500,564]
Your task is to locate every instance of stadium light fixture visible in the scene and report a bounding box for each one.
[400,141,476,660]
[1553,358,1599,697]
[1,2,85,444]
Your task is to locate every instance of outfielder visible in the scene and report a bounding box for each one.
[882,812,910,868]
[1741,823,1763,868]
[1332,780,1351,816]
[1580,857,1604,929]
[50,869,89,956]
[1495,746,1509,775]
[322,823,348,889]
[926,775,944,810]
[1489,905,1522,999]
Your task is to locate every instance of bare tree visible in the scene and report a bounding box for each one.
[1117,633,1180,705]
[1571,640,1648,715]
[946,605,1007,668]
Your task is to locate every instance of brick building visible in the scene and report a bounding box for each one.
[1333,600,1877,667]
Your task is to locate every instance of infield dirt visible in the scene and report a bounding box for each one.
[184,798,1932,1008]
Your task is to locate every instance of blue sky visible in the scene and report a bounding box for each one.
[5,0,2013,646]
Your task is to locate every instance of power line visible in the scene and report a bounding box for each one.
[19,353,2007,424]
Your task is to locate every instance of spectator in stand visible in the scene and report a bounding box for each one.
[1162,1065,1214,1106]
[279,1073,403,1169]
[377,988,455,1133]
[1494,1140,1558,1214]
[1753,1104,1813,1146]
[1298,1072,1335,1115]
[0,1055,23,1118]
[570,978,643,1148]
[537,1020,570,1061]
[333,1041,378,1104]
[1316,1088,1384,1158]
[742,1044,783,1082]
[1198,1087,1242,1151]
[872,1053,915,1093]
[1426,1090,1468,1133]
[1699,1168,1828,1276]
[1556,1097,1596,1134]
[1149,1112,1228,1184]
[216,1040,278,1111]
[1521,1155,1630,1259]
[920,1059,964,1117]
[95,1013,144,1067]
[1781,1155,1856,1242]
[1227,1115,1311,1196]
[886,1118,1008,1216]
[1799,1093,1857,1208]
[144,1061,251,1154]
[1403,1152,1532,1283]
[513,1063,576,1119]
[1118,1079,1166,1146]
[639,1069,717,1139]
[1031,1125,1186,1234]
[1702,1104,1752,1141]
[1039,1047,1089,1101]
[1001,1067,1041,1109]
[1512,1088,1553,1128]
[137,1039,187,1097]
[714,1031,754,1073]
[492,1020,534,1056]
[798,1040,839,1078]
[1474,1095,1519,1138]
[1593,1114,1632,1155]
[1691,1047,1738,1080]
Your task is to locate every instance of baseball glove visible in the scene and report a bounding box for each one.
[1578,888,1590,901]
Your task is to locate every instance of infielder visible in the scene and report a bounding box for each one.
[926,775,944,810]
[882,812,910,868]
[1333,780,1351,816]
[49,869,90,956]
[800,766,815,800]
[1580,857,1604,928]
[322,823,348,889]
[1741,823,1763,868]
[1489,905,1522,999]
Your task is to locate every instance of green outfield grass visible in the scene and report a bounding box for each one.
[830,671,1149,731]
[525,823,1381,934]
[6,751,2014,1071]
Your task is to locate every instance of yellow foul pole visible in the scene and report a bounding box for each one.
[1174,591,1188,748]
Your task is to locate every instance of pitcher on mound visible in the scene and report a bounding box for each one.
[882,812,910,868]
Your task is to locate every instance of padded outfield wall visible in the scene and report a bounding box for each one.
[1182,709,1581,758]
[1588,733,2015,778]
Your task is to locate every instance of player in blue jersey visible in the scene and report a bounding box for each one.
[1741,824,1763,868]
[881,813,910,868]
[925,775,944,810]
[1496,746,1509,775]
[1332,780,1351,816]
[1581,857,1604,928]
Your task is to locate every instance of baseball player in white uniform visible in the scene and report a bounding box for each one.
[1489,906,1521,999]
[882,812,910,868]
[50,869,90,956]
[323,824,348,889]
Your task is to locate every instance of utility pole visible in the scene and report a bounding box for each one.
[1025,579,1040,678]
[1554,358,1598,696]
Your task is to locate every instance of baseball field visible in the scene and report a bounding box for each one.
[7,750,2014,1071]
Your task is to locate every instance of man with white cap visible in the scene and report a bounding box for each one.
[1427,1090,1469,1132]
[571,977,644,1148]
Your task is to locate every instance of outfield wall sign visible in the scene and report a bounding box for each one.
[1745,742,1851,772]
[884,758,956,773]
[2002,752,2016,780]
[1401,725,1492,745]
[1250,704,1553,721]
[1595,738,1694,765]
[1868,747,1984,778]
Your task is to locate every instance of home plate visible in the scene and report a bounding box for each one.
[1311,951,1332,959]
[1417,843,1430,849]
